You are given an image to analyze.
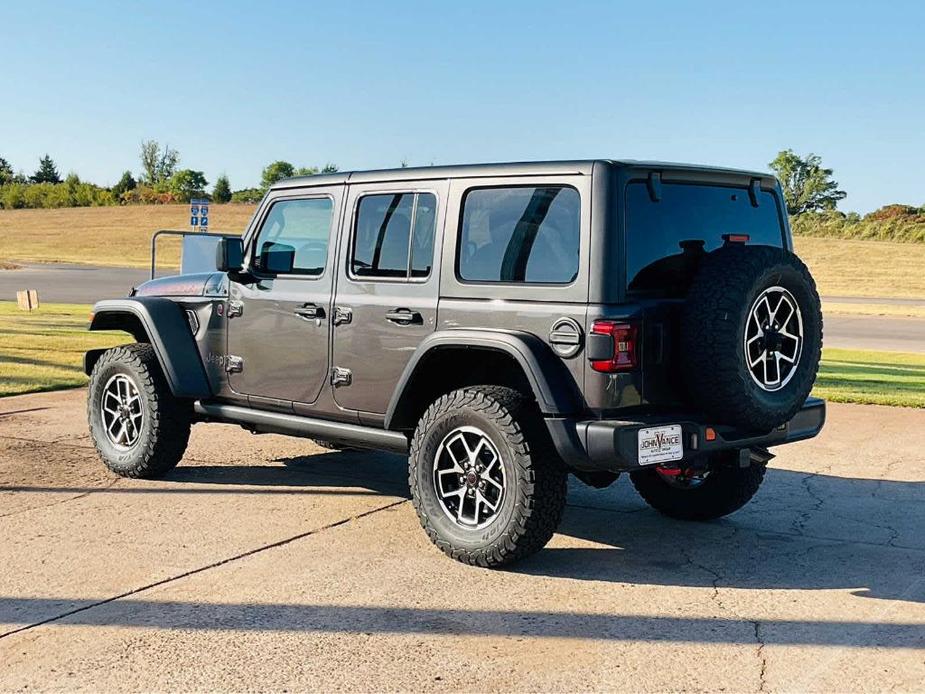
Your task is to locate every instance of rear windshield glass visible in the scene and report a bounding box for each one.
[625,181,784,295]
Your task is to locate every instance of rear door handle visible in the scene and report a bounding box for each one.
[294,303,325,320]
[385,308,422,325]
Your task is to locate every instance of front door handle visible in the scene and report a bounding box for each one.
[385,308,422,325]
[294,303,325,320]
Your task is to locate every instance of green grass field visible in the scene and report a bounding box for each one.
[0,302,123,396]
[814,348,925,408]
[2,302,922,408]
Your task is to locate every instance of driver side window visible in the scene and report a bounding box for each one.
[253,197,334,276]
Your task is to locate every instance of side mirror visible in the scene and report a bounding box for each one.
[216,237,244,273]
[258,242,295,274]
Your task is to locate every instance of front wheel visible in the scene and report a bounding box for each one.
[409,386,567,567]
[630,452,766,521]
[87,343,192,479]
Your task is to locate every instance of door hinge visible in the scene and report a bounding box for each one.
[225,355,244,373]
[331,366,352,386]
[227,300,244,318]
[332,306,352,326]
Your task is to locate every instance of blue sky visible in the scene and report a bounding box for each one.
[1,0,922,212]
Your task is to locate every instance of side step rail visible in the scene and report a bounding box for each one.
[193,402,409,454]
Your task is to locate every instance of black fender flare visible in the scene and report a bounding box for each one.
[86,298,211,399]
[384,328,583,430]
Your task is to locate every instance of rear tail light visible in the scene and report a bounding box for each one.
[590,320,639,372]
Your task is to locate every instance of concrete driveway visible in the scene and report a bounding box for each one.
[0,389,923,692]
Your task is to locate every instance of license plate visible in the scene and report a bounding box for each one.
[637,425,683,464]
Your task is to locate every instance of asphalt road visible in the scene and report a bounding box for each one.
[0,263,148,304]
[1,389,923,691]
[823,314,925,352]
[1,262,923,352]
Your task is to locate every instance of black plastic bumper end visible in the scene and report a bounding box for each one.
[547,397,826,473]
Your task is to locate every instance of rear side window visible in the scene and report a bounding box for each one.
[458,186,580,284]
[625,182,785,295]
[352,192,437,280]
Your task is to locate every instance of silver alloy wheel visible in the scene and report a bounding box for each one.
[433,426,506,529]
[100,374,144,450]
[744,286,804,392]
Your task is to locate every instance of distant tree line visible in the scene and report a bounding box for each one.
[0,141,338,210]
[768,149,924,243]
[1,146,922,242]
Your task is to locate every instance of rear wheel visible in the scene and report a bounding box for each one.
[87,343,191,479]
[409,386,567,567]
[630,452,766,521]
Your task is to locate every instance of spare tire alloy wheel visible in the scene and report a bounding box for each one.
[680,245,822,431]
[100,374,144,450]
[744,286,803,391]
[433,426,506,529]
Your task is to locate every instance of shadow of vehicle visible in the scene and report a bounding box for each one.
[517,468,924,603]
[165,449,411,499]
[3,454,922,650]
[160,453,925,603]
[2,596,922,649]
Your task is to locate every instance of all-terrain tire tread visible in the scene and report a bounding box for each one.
[408,386,567,568]
[681,245,822,430]
[630,461,767,521]
[87,343,191,479]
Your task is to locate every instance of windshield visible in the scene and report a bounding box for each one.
[625,181,785,296]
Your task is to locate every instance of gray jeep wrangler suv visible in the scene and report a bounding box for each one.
[85,160,825,567]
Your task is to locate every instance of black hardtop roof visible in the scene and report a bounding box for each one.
[269,159,775,190]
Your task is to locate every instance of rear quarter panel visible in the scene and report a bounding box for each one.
[437,173,593,406]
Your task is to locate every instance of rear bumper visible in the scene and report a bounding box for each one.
[547,397,826,472]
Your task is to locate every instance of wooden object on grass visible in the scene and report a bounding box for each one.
[16,289,39,311]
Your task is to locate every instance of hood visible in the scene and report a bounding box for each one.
[132,272,228,298]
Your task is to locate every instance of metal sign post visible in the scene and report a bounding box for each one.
[189,197,210,233]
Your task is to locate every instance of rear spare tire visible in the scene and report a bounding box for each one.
[680,244,822,431]
[631,452,767,521]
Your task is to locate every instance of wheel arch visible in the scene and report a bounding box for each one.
[87,298,211,399]
[384,329,583,432]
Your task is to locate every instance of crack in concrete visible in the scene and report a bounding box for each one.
[753,620,768,692]
[563,492,925,553]
[0,478,121,519]
[680,530,769,693]
[830,510,901,548]
[4,432,923,554]
[0,498,409,640]
[0,434,94,450]
[791,470,827,535]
